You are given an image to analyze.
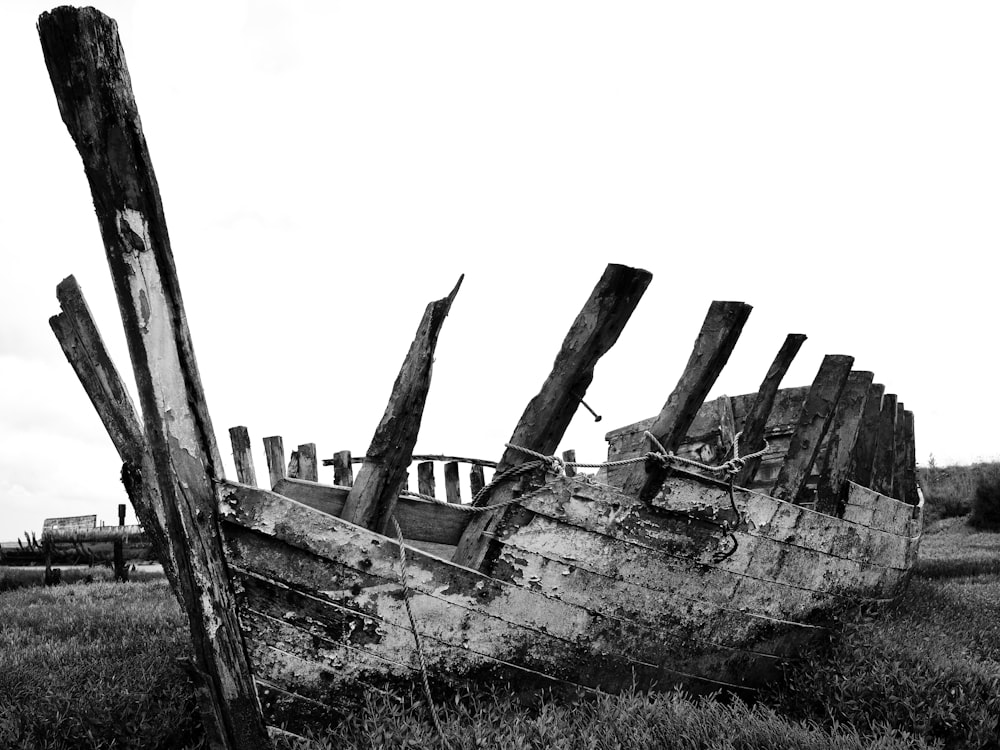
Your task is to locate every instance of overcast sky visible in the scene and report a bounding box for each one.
[2,1,998,540]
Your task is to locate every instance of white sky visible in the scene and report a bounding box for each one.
[2,1,998,540]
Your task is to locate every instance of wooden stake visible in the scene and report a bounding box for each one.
[814,371,874,515]
[870,394,898,497]
[847,382,885,488]
[444,461,462,504]
[49,276,177,593]
[262,436,285,490]
[38,8,269,747]
[228,427,257,487]
[621,301,753,502]
[342,277,462,532]
[297,443,318,482]
[771,354,854,504]
[332,450,354,487]
[453,263,652,570]
[892,402,908,502]
[734,333,806,487]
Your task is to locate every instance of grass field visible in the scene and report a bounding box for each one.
[1,506,998,748]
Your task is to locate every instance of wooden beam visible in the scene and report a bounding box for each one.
[453,263,652,570]
[847,382,884,488]
[38,8,270,747]
[332,450,353,487]
[263,436,285,489]
[49,275,177,593]
[341,276,462,532]
[621,300,753,502]
[43,524,148,544]
[892,402,908,502]
[814,371,874,515]
[870,394,898,497]
[228,427,257,487]
[297,443,318,482]
[770,354,854,504]
[902,410,918,506]
[733,333,806,487]
[444,461,462,504]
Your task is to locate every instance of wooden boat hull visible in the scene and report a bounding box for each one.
[218,468,921,730]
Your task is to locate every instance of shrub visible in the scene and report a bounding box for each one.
[969,472,1000,530]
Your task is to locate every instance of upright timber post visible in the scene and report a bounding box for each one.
[262,436,286,490]
[814,370,874,515]
[847,382,885,488]
[38,8,270,748]
[871,394,898,497]
[229,427,258,487]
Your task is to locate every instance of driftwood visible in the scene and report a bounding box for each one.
[229,427,257,487]
[770,355,854,504]
[734,334,806,487]
[341,276,462,533]
[848,383,885,487]
[38,8,269,747]
[870,394,898,497]
[263,436,286,489]
[620,301,753,502]
[814,371,874,515]
[453,264,652,570]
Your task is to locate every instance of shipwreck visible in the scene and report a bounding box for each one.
[38,7,922,748]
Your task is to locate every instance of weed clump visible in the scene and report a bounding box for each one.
[969,471,1000,530]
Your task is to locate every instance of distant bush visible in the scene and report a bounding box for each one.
[919,461,1000,523]
[969,471,1000,530]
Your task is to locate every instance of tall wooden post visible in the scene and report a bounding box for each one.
[38,8,269,747]
[871,394,898,497]
[847,382,885,488]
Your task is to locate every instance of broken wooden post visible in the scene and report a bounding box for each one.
[444,461,462,504]
[562,449,577,478]
[228,427,257,487]
[734,333,807,487]
[113,503,127,582]
[38,8,270,747]
[333,450,354,487]
[621,301,753,502]
[848,382,885,488]
[262,436,285,490]
[286,450,300,479]
[470,464,486,497]
[342,276,462,532]
[417,461,436,498]
[870,394,898,497]
[892,402,908,502]
[454,264,652,570]
[771,354,854,504]
[49,275,177,592]
[814,371,874,515]
[297,443,318,482]
[903,410,919,505]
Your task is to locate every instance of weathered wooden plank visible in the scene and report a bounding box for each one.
[814,371,874,515]
[902,411,919,506]
[417,461,436,498]
[892,402,908,502]
[470,464,486,497]
[562,449,577,478]
[326,453,499,469]
[332,450,353,487]
[49,276,177,591]
[870,394,898,497]
[263,436,286,490]
[43,524,148,544]
[229,427,257,487]
[38,8,269,746]
[342,277,462,533]
[770,355,854,503]
[847,383,885,488]
[444,461,461,504]
[286,450,300,480]
[734,334,807,487]
[453,264,652,569]
[296,443,317,483]
[621,301,753,502]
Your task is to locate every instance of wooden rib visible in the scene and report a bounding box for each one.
[622,301,753,502]
[297,443,318,483]
[38,8,269,746]
[444,461,462,504]
[814,371,874,515]
[870,394,898,497]
[470,464,486,498]
[847,383,885,488]
[892,402,908,502]
[562,449,577,478]
[228,426,257,487]
[332,450,353,487]
[263,436,286,489]
[453,264,652,570]
[342,276,462,533]
[734,334,807,487]
[770,355,854,504]
[48,276,177,592]
[902,411,918,506]
[286,450,300,480]
[417,461,436,498]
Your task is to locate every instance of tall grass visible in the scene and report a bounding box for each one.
[919,461,1000,523]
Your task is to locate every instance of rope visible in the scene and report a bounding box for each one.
[390,516,452,749]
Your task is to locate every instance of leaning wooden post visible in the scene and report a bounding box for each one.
[621,301,753,502]
[454,264,653,570]
[870,394,898,497]
[228,427,257,487]
[814,371,874,515]
[734,333,807,487]
[297,443,318,482]
[262,436,285,490]
[332,450,354,487]
[847,382,885,487]
[38,8,270,748]
[342,276,462,532]
[444,461,462,504]
[771,354,854,504]
[892,402,908,502]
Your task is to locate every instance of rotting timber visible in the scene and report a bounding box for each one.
[39,6,923,746]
